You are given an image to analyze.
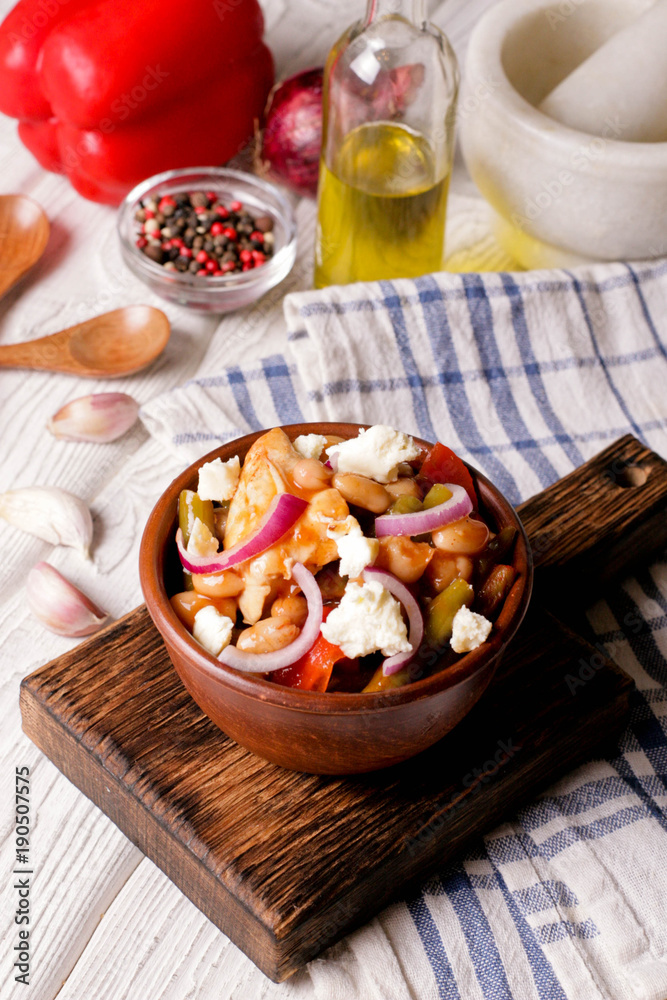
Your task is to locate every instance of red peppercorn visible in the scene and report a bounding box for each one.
[195,250,209,263]
[136,237,147,248]
[212,269,224,276]
[220,261,236,273]
[179,247,193,258]
[242,262,254,271]
[214,206,229,219]
[230,200,243,212]
[144,209,155,219]
[158,196,176,212]
[205,259,217,272]
[210,222,224,236]
[205,191,217,201]
[250,230,264,242]
[222,227,237,241]
[251,250,266,264]
[196,269,208,276]
[194,205,207,215]
[239,249,253,263]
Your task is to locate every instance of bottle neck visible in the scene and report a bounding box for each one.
[363,0,426,28]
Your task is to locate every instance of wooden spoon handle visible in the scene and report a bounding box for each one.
[518,434,667,597]
[0,334,64,371]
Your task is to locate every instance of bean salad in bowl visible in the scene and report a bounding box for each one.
[140,422,531,772]
[168,424,520,695]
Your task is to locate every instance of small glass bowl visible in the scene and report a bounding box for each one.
[117,167,297,312]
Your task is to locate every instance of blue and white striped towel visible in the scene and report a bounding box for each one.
[141,259,667,1000]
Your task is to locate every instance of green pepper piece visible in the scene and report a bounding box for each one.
[362,664,412,692]
[422,483,453,509]
[476,526,517,583]
[476,564,515,619]
[389,495,423,515]
[178,489,216,547]
[425,578,474,648]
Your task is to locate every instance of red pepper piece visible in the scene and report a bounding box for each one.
[37,0,267,129]
[18,118,63,173]
[271,606,349,692]
[0,0,274,204]
[419,442,478,509]
[0,0,90,120]
[53,51,273,204]
[271,633,348,692]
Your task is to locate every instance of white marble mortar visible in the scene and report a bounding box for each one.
[459,0,667,267]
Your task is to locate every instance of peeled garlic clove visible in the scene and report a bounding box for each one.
[48,392,139,443]
[0,486,93,559]
[26,562,109,637]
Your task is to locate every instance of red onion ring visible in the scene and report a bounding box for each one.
[176,493,308,575]
[217,562,322,672]
[363,567,424,676]
[375,483,472,538]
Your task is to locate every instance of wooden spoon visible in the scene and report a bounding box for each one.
[0,305,171,377]
[0,194,50,298]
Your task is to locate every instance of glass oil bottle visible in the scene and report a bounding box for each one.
[314,0,459,288]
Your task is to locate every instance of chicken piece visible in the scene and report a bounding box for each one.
[225,428,351,623]
[225,428,298,548]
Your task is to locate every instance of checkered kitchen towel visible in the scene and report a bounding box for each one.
[142,259,667,1000]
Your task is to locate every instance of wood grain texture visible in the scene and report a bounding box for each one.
[0,304,170,377]
[0,194,49,298]
[21,434,667,981]
[518,434,667,594]
[20,604,632,982]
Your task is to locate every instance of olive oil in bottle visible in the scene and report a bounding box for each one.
[314,121,449,288]
[313,0,458,288]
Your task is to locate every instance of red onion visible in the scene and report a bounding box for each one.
[218,562,322,672]
[259,67,323,198]
[363,567,424,676]
[176,493,308,575]
[375,484,472,538]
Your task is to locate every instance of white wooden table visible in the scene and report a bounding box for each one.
[0,2,499,996]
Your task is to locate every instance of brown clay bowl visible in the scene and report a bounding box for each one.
[140,423,532,774]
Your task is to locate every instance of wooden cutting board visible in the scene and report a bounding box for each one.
[20,435,667,982]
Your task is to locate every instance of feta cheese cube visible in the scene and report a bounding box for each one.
[197,455,240,502]
[325,424,420,483]
[332,520,379,578]
[186,517,219,557]
[321,579,411,658]
[193,605,234,656]
[293,434,328,461]
[450,606,492,654]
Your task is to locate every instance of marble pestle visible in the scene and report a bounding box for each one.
[539,0,667,142]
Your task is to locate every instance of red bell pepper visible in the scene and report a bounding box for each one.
[419,442,478,509]
[0,0,273,204]
[271,632,348,692]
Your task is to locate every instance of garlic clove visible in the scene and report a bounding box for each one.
[26,562,109,637]
[0,486,93,559]
[48,392,139,443]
